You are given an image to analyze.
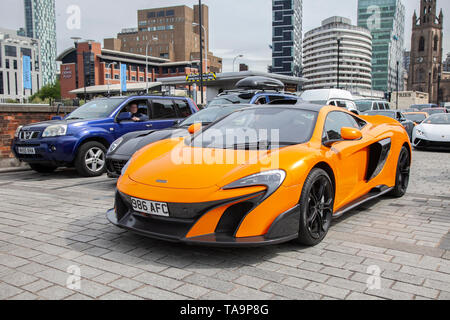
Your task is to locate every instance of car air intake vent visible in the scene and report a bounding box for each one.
[215,202,255,236]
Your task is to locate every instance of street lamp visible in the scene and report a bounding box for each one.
[193,22,208,74]
[145,36,158,93]
[437,69,442,106]
[106,62,117,97]
[233,54,244,72]
[337,38,342,89]
[198,0,204,105]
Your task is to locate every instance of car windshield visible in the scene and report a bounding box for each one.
[207,93,254,106]
[423,109,446,115]
[424,114,450,125]
[404,113,427,123]
[363,111,395,119]
[355,101,373,112]
[179,105,246,127]
[411,104,437,110]
[66,98,126,120]
[190,108,318,150]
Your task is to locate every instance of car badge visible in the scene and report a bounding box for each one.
[24,132,33,140]
[156,180,168,184]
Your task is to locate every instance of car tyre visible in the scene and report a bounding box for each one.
[75,141,107,177]
[389,146,410,198]
[29,163,57,173]
[296,168,334,246]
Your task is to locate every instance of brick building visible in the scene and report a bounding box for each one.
[104,4,222,73]
[57,40,202,99]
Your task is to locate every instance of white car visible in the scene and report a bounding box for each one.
[299,89,359,114]
[413,113,450,149]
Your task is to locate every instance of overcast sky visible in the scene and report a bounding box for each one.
[1,0,449,72]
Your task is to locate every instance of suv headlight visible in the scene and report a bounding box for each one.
[109,137,124,153]
[15,126,23,138]
[223,170,286,201]
[42,124,67,138]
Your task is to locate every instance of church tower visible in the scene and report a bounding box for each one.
[408,0,443,103]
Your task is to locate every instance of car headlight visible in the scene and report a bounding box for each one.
[14,126,23,138]
[121,159,132,176]
[223,170,286,201]
[109,137,124,153]
[42,124,67,138]
[416,128,425,137]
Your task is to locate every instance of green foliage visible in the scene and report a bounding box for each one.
[29,80,61,102]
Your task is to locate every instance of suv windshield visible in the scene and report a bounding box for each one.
[190,108,318,149]
[355,101,373,112]
[207,93,254,106]
[66,98,127,120]
[180,105,245,127]
[424,114,450,125]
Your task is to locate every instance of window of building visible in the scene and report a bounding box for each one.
[147,12,156,18]
[434,35,439,51]
[419,37,425,52]
[131,76,136,81]
[21,48,32,57]
[5,59,10,69]
[166,10,174,16]
[0,71,3,94]
[5,45,17,57]
[114,75,119,79]
[157,10,165,17]
[13,60,17,70]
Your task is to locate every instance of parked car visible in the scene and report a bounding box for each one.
[207,76,298,107]
[12,96,198,177]
[403,112,430,125]
[355,100,391,113]
[106,104,254,178]
[422,108,448,115]
[299,89,358,114]
[108,103,411,247]
[413,113,450,149]
[410,103,439,111]
[361,110,415,140]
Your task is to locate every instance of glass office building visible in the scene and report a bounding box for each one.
[271,0,302,77]
[24,0,57,85]
[357,0,405,92]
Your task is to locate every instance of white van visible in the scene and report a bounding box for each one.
[299,89,358,114]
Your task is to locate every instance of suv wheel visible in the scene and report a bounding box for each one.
[75,141,107,177]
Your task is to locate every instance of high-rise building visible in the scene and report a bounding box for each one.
[0,28,42,102]
[303,17,372,91]
[357,0,405,92]
[271,0,302,77]
[24,0,57,86]
[444,53,450,72]
[407,0,444,103]
[104,4,222,73]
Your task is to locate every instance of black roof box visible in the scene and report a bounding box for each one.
[235,76,285,91]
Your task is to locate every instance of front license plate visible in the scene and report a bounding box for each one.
[131,198,169,217]
[17,147,35,155]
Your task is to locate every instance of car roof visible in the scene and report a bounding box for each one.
[238,102,325,112]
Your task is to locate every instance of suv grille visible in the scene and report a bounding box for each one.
[111,160,128,174]
[19,131,40,140]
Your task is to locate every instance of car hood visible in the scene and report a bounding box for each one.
[114,128,189,156]
[418,123,450,140]
[20,119,96,131]
[127,138,291,190]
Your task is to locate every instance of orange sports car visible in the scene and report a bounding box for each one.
[107,104,411,247]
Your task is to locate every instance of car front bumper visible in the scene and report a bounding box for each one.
[106,190,300,247]
[12,136,78,165]
[106,154,131,178]
[413,138,450,149]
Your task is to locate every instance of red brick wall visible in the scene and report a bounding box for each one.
[0,105,77,165]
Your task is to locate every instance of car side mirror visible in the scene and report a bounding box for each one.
[341,127,362,141]
[117,112,132,122]
[188,123,202,135]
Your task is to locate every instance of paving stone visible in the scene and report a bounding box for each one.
[132,285,186,300]
[38,286,75,300]
[0,282,23,299]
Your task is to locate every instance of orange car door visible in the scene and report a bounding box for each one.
[322,111,370,209]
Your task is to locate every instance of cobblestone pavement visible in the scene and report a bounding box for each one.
[0,149,449,300]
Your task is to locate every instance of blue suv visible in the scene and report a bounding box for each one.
[12,96,198,177]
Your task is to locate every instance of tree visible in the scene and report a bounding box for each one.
[30,80,61,103]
